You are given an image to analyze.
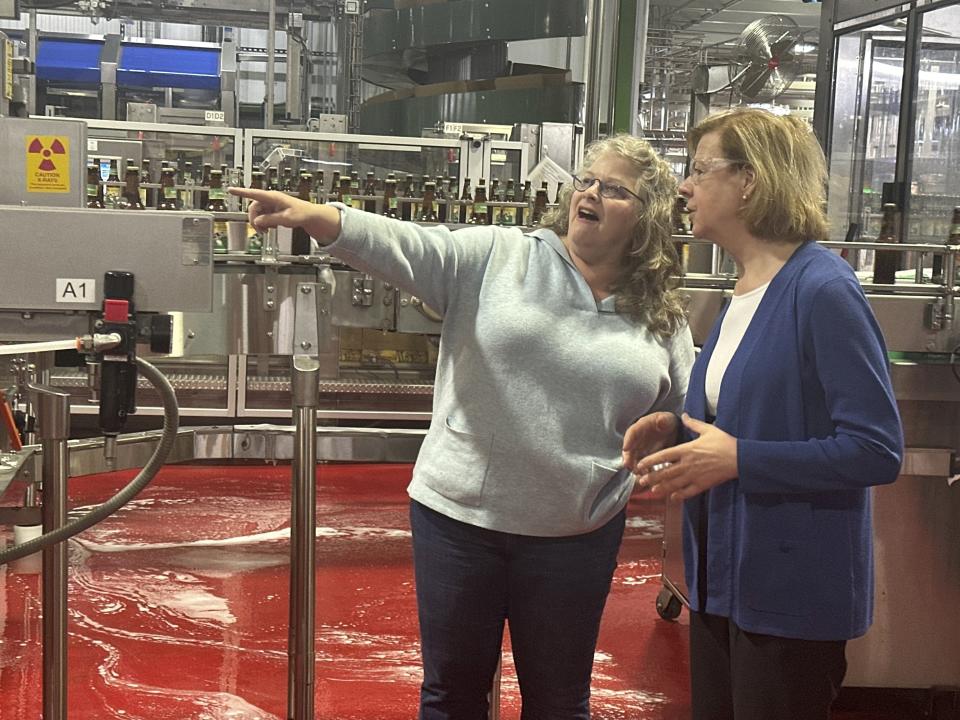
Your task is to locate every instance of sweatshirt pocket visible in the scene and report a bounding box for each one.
[583,462,632,524]
[418,417,493,507]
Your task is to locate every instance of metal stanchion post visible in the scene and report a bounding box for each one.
[29,383,71,720]
[488,653,502,720]
[288,355,319,720]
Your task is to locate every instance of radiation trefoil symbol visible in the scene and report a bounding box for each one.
[28,137,66,172]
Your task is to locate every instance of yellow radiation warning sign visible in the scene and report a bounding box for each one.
[25,136,71,193]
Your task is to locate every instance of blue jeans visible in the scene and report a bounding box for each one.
[410,500,625,720]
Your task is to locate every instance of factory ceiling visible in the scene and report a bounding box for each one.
[649,0,822,50]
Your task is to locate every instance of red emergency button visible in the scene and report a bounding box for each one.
[103,299,130,323]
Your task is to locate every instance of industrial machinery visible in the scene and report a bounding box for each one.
[13,32,238,124]
[3,118,538,428]
[0,113,550,719]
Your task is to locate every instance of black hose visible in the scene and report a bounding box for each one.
[0,357,179,565]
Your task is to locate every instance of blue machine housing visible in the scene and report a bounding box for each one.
[35,36,221,91]
[36,37,104,84]
[117,45,221,90]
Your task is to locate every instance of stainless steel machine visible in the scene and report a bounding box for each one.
[0,115,542,720]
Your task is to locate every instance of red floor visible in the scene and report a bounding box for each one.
[0,464,937,719]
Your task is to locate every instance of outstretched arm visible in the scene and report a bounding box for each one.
[230,187,341,243]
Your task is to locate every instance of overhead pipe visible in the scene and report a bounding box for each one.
[630,0,650,136]
[603,0,621,137]
[582,0,604,143]
[265,0,276,128]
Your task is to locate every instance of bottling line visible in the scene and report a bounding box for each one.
[1,0,959,706]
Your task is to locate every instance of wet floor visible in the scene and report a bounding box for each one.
[0,463,934,719]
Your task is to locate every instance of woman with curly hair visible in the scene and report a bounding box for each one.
[232,133,693,719]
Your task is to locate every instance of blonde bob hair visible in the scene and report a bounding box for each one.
[688,107,829,243]
[540,134,687,339]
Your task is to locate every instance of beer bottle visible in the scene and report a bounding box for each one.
[531,182,549,224]
[435,176,448,223]
[140,159,152,207]
[500,178,517,226]
[182,161,195,210]
[932,206,960,283]
[363,172,378,213]
[86,164,105,208]
[419,181,439,222]
[199,162,212,207]
[282,165,294,193]
[459,178,472,224]
[518,180,531,226]
[227,166,242,212]
[330,170,340,199]
[339,176,352,207]
[157,167,179,210]
[470,179,489,225]
[416,175,430,219]
[350,171,363,210]
[554,182,564,204]
[118,165,145,210]
[382,178,399,218]
[672,196,689,235]
[205,170,229,254]
[312,171,325,204]
[247,171,265,253]
[400,175,416,221]
[291,172,313,255]
[488,178,501,225]
[872,202,900,285]
[105,159,122,209]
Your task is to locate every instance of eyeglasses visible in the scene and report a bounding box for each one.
[687,158,744,186]
[571,175,643,202]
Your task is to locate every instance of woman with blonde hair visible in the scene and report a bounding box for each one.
[232,132,693,719]
[623,108,903,719]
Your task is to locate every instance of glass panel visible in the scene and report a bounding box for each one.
[908,6,960,247]
[248,134,461,220]
[488,146,525,226]
[85,123,240,211]
[827,21,907,272]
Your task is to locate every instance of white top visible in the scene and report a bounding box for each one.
[705,282,770,416]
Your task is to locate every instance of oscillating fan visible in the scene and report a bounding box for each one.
[728,15,806,101]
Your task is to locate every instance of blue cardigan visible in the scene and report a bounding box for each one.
[681,241,903,641]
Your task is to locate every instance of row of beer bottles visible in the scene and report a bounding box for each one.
[872,202,960,285]
[87,160,240,210]
[317,172,556,227]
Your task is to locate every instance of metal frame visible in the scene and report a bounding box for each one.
[242,128,464,188]
[83,119,244,166]
[487,139,530,184]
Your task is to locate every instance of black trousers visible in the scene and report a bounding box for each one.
[689,611,847,720]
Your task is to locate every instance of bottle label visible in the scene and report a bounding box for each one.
[389,197,399,209]
[951,223,960,237]
[213,221,228,253]
[501,207,516,225]
[87,183,97,197]
[473,203,487,215]
[209,188,226,201]
[343,194,353,206]
[164,187,178,199]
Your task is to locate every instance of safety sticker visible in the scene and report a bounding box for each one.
[25,136,71,193]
